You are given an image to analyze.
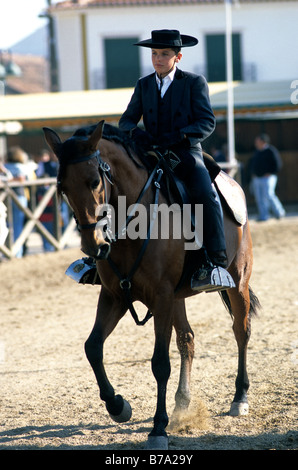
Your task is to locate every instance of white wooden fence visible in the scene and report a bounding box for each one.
[0,178,77,259]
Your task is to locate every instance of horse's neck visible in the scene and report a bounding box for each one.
[101,140,148,205]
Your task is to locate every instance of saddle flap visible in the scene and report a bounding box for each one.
[214,170,247,226]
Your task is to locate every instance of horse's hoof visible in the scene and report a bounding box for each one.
[109,399,132,423]
[145,436,169,450]
[229,401,249,416]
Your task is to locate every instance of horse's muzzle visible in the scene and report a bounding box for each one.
[82,241,111,260]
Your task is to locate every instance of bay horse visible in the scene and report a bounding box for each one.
[43,121,260,450]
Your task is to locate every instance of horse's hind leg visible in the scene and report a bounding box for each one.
[84,287,131,422]
[224,230,259,416]
[172,299,195,413]
[224,284,251,416]
[228,284,260,416]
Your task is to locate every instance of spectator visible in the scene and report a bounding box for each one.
[4,147,29,257]
[0,162,12,182]
[211,144,226,164]
[35,149,69,251]
[36,148,58,179]
[248,134,285,221]
[0,163,12,246]
[35,149,58,252]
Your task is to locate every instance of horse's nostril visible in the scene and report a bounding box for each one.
[96,243,111,260]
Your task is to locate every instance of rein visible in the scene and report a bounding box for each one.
[108,164,164,326]
[66,146,165,326]
[70,149,114,234]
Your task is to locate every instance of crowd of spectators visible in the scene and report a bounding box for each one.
[0,146,69,257]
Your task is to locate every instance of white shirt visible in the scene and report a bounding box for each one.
[155,66,176,98]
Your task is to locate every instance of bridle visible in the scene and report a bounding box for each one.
[61,144,165,326]
[67,149,114,237]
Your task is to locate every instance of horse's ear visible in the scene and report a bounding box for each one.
[88,120,105,149]
[43,127,62,156]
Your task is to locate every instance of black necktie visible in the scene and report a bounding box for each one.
[159,77,163,97]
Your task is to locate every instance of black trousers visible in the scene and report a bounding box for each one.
[172,145,226,254]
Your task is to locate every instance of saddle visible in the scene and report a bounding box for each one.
[146,149,247,228]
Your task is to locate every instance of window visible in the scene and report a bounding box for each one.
[205,33,242,82]
[104,37,140,89]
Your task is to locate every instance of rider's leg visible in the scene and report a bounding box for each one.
[183,155,226,259]
[179,151,235,292]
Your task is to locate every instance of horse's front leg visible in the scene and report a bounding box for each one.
[172,299,194,414]
[146,298,174,450]
[84,287,131,422]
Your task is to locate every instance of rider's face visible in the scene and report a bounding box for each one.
[151,48,182,78]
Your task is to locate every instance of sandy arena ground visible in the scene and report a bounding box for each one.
[0,216,297,451]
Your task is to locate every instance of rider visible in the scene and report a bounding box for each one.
[118,29,235,292]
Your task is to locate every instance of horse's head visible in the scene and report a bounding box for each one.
[43,121,112,260]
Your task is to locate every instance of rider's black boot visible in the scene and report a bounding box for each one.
[191,249,235,293]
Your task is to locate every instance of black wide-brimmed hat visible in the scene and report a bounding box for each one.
[134,29,198,48]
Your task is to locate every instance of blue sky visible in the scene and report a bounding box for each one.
[0,0,59,49]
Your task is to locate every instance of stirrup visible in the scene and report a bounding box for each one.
[191,265,235,293]
[65,258,101,285]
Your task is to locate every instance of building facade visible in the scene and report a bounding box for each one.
[48,0,298,92]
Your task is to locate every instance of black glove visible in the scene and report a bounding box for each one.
[159,131,189,149]
[130,127,155,148]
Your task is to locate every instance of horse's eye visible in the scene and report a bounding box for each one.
[91,179,100,190]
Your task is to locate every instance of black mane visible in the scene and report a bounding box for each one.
[73,123,131,147]
[57,123,144,193]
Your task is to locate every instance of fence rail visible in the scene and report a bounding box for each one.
[0,178,77,259]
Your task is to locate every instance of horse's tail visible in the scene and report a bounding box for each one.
[219,286,261,320]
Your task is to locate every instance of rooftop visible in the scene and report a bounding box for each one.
[48,0,298,10]
[0,80,296,132]
[3,54,50,95]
